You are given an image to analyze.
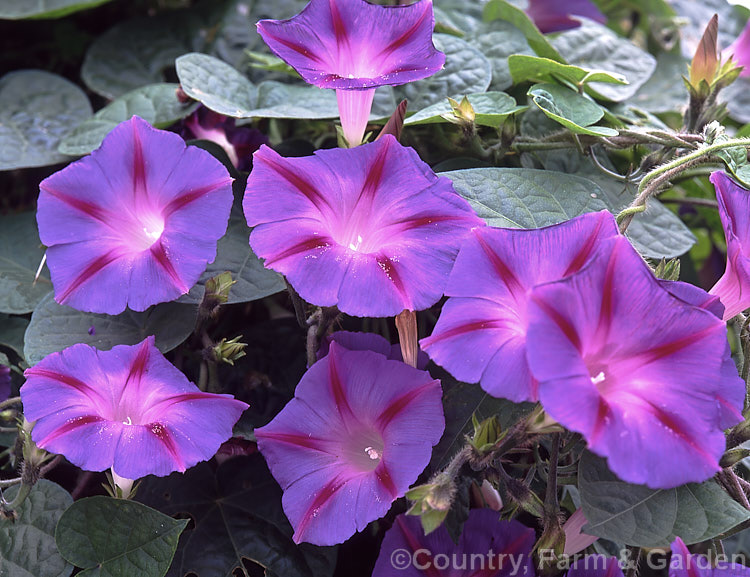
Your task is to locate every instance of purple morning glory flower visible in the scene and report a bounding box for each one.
[21,337,248,480]
[670,537,750,577]
[37,116,233,314]
[526,236,744,488]
[183,107,269,171]
[709,171,750,320]
[372,508,536,577]
[257,0,444,146]
[566,556,623,577]
[243,134,483,318]
[254,342,444,545]
[318,330,430,369]
[525,0,606,34]
[421,210,618,403]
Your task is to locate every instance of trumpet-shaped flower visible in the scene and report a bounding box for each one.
[421,210,618,403]
[21,337,248,480]
[183,107,268,171]
[525,0,606,34]
[254,342,443,545]
[526,236,744,488]
[243,135,483,317]
[709,171,750,320]
[670,537,750,577]
[257,0,444,146]
[37,116,233,314]
[372,509,536,577]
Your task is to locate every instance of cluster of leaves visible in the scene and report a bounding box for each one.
[3,0,750,576]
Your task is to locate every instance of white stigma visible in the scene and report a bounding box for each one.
[364,446,381,460]
[123,416,133,426]
[590,371,606,386]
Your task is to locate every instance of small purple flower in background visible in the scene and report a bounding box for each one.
[257,0,444,146]
[566,556,623,577]
[21,337,248,481]
[244,135,483,318]
[0,365,10,403]
[525,0,606,34]
[254,342,444,545]
[562,509,598,556]
[709,171,750,319]
[421,210,617,403]
[37,116,233,314]
[670,537,750,577]
[526,236,744,488]
[318,330,429,369]
[723,19,750,77]
[372,508,536,577]
[183,107,269,171]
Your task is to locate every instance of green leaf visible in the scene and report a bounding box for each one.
[138,455,337,577]
[528,83,618,136]
[58,84,196,156]
[0,0,113,19]
[442,167,610,228]
[551,20,657,102]
[24,294,197,366]
[721,78,750,125]
[179,213,285,305]
[0,314,28,358]
[430,368,534,470]
[630,52,689,114]
[509,54,627,88]
[0,212,52,314]
[0,480,73,577]
[176,52,258,117]
[405,92,524,128]
[81,8,219,99]
[56,496,187,577]
[250,81,339,119]
[0,70,91,170]
[579,451,750,547]
[394,34,492,110]
[465,23,533,91]
[482,0,563,62]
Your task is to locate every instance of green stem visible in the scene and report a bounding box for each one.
[0,477,21,488]
[616,137,750,232]
[1,481,32,513]
[0,397,21,412]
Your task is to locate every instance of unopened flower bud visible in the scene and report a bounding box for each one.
[212,336,248,366]
[471,479,503,511]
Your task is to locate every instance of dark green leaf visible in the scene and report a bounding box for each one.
[0,70,91,170]
[0,0,113,19]
[138,455,337,577]
[56,496,187,577]
[250,81,339,119]
[405,92,524,128]
[482,0,563,62]
[0,212,52,314]
[442,167,610,228]
[721,78,750,125]
[81,8,219,98]
[394,34,492,110]
[630,52,689,114]
[176,53,258,117]
[58,84,196,156]
[0,480,73,577]
[24,294,197,366]
[579,451,750,547]
[509,54,627,88]
[528,83,618,136]
[467,23,533,91]
[179,214,285,305]
[0,314,28,358]
[551,21,657,102]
